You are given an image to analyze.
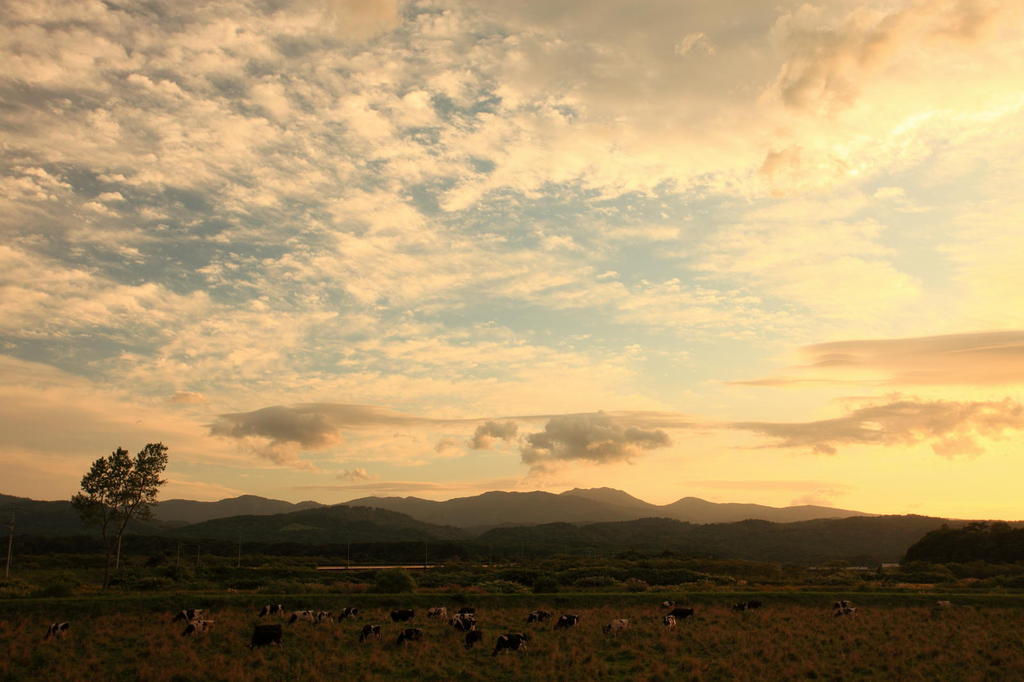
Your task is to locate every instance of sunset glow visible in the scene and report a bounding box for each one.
[3,0,1023,519]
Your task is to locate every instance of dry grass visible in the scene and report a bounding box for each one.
[3,602,1023,680]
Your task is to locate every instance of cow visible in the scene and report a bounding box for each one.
[359,624,382,642]
[464,629,484,649]
[602,618,629,634]
[663,615,677,628]
[667,607,695,620]
[732,602,749,612]
[526,610,552,624]
[44,622,70,640]
[935,600,953,608]
[732,601,762,611]
[259,604,283,618]
[746,600,763,610]
[833,600,853,611]
[337,607,360,621]
[554,614,580,629]
[396,627,423,645]
[661,600,676,608]
[833,603,857,617]
[391,606,415,622]
[182,620,215,637]
[172,609,204,623]
[427,607,448,619]
[288,610,316,625]
[249,624,282,649]
[450,614,477,632]
[314,610,332,625]
[492,633,529,656]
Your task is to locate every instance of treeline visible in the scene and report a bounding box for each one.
[905,522,1024,563]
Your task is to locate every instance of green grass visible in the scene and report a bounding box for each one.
[4,596,1024,680]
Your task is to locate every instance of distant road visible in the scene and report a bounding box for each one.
[316,564,439,571]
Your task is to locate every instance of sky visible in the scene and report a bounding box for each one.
[2,0,1024,519]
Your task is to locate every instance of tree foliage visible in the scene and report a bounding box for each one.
[71,443,168,587]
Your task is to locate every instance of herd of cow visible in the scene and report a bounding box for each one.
[41,597,893,656]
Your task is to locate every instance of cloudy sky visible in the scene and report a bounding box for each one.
[3,0,1023,519]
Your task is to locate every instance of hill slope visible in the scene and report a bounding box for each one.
[153,495,323,525]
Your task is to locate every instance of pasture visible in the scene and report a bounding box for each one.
[4,597,1024,680]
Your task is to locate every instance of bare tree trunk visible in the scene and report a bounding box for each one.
[115,534,122,571]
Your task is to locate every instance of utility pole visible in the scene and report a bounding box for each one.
[5,512,14,578]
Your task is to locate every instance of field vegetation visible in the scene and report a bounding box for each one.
[5,596,1024,680]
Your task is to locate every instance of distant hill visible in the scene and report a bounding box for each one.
[153,495,323,525]
[904,521,1024,563]
[343,490,648,529]
[344,488,871,529]
[168,504,467,544]
[0,493,171,536]
[477,515,957,564]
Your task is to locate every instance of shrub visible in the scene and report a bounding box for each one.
[533,575,559,593]
[373,568,417,593]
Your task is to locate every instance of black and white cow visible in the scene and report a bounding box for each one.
[450,614,477,632]
[359,624,382,642]
[391,608,415,622]
[288,610,316,625]
[182,620,215,637]
[602,618,629,634]
[313,610,332,625]
[396,627,424,645]
[662,615,677,628]
[667,607,695,620]
[249,624,282,649]
[746,600,763,610]
[44,622,70,640]
[337,607,360,621]
[464,629,484,649]
[172,609,204,623]
[259,604,284,618]
[427,607,448,619]
[554,614,580,629]
[833,600,856,617]
[526,610,552,624]
[661,600,676,608]
[492,633,529,656]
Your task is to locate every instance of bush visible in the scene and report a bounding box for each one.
[373,568,417,593]
[623,578,649,592]
[477,580,528,594]
[133,576,176,591]
[532,575,559,593]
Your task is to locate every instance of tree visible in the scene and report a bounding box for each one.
[373,567,417,593]
[71,443,168,588]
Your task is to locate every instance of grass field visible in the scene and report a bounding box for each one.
[4,595,1024,680]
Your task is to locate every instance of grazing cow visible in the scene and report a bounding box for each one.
[288,610,316,625]
[554,614,580,630]
[314,610,332,625]
[182,620,215,637]
[663,615,677,628]
[833,603,857,617]
[427,607,448,619]
[396,627,423,645]
[464,629,484,649]
[249,624,282,649]
[390,608,415,622]
[359,624,382,642]
[526,610,552,624]
[746,600,763,609]
[492,633,529,656]
[44,622,70,640]
[259,604,283,618]
[602,618,629,634]
[661,600,676,608]
[337,607,360,620]
[833,600,853,611]
[667,607,695,620]
[732,600,762,612]
[732,602,749,612]
[450,614,477,632]
[172,609,204,623]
